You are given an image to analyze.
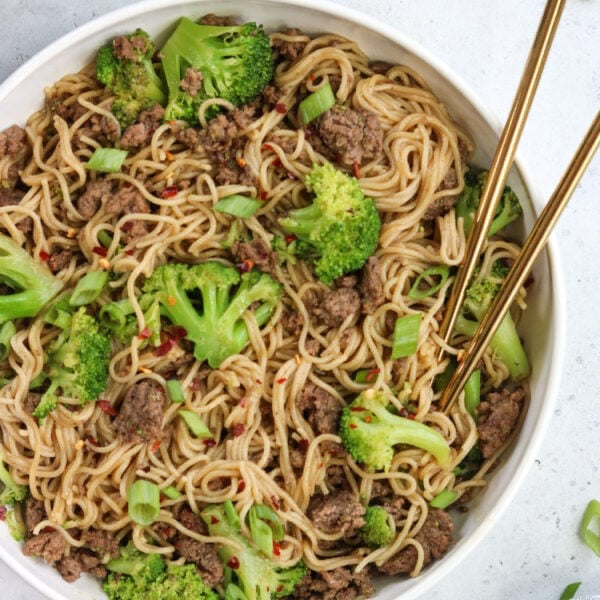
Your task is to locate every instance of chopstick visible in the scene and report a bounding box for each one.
[439,111,600,412]
[438,0,566,356]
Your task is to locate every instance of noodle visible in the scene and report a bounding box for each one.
[0,23,529,595]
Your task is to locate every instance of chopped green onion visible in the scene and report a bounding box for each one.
[251,504,285,541]
[0,321,16,361]
[214,195,261,219]
[161,485,182,500]
[430,490,458,509]
[391,313,422,359]
[97,230,114,248]
[299,82,336,126]
[99,299,134,330]
[69,271,108,306]
[178,409,212,438]
[87,148,128,173]
[559,582,582,600]
[128,480,160,526]
[354,368,380,384]
[248,504,284,557]
[464,369,481,417]
[580,499,600,556]
[224,499,241,530]
[408,265,451,300]
[167,379,185,403]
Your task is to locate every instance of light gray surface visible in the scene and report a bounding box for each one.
[0,0,598,598]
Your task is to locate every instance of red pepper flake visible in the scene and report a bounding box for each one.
[365,368,380,382]
[262,143,274,152]
[407,413,416,420]
[121,221,134,232]
[274,103,287,114]
[236,157,247,168]
[159,494,166,502]
[238,259,254,273]
[273,541,282,556]
[166,295,177,306]
[227,556,240,570]
[97,400,117,416]
[150,439,162,452]
[240,397,247,408]
[165,151,175,162]
[92,246,108,257]
[42,526,55,533]
[273,158,282,167]
[351,406,367,412]
[191,377,202,391]
[309,74,316,82]
[204,439,217,448]
[285,234,296,244]
[255,378,262,384]
[276,585,284,593]
[276,377,287,384]
[0,506,6,521]
[232,423,246,437]
[170,326,188,341]
[364,416,372,423]
[161,186,178,199]
[138,328,151,340]
[210,515,220,524]
[86,436,99,447]
[237,480,246,492]
[155,338,176,357]
[353,161,361,179]
[125,249,134,256]
[260,190,268,200]
[298,439,309,453]
[271,495,280,510]
[349,423,358,429]
[39,251,50,262]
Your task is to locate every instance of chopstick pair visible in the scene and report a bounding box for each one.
[436,0,600,412]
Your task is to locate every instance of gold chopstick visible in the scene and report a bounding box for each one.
[439,111,600,412]
[438,0,566,358]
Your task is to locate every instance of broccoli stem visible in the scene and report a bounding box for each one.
[279,203,323,239]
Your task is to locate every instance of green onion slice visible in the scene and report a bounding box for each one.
[408,265,451,300]
[0,321,16,361]
[224,499,241,530]
[225,583,247,600]
[97,230,114,248]
[87,148,128,173]
[430,490,458,509]
[559,582,582,600]
[248,504,284,557]
[167,379,185,404]
[392,313,422,359]
[299,82,336,126]
[69,271,108,307]
[178,409,212,439]
[464,369,481,417]
[580,499,600,556]
[128,480,160,526]
[99,299,134,330]
[161,485,182,500]
[214,195,261,219]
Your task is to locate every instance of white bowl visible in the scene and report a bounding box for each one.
[0,1,565,599]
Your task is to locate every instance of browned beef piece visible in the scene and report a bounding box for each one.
[309,287,360,328]
[177,506,207,535]
[120,104,165,149]
[262,85,282,107]
[315,107,383,168]
[382,495,406,524]
[112,33,149,61]
[47,249,72,273]
[153,522,177,542]
[231,105,259,130]
[112,380,166,443]
[281,310,304,336]
[174,125,201,150]
[307,490,365,539]
[214,160,254,187]
[359,256,384,314]
[0,189,33,234]
[335,274,358,288]
[199,13,236,26]
[54,100,87,123]
[55,555,82,582]
[180,67,204,96]
[369,61,393,75]
[173,536,224,586]
[200,113,238,154]
[76,178,113,219]
[370,480,393,500]
[423,166,461,220]
[391,358,407,381]
[305,338,321,356]
[24,497,46,534]
[22,531,66,564]
[0,125,27,160]
[72,115,119,150]
[23,392,41,416]
[105,185,151,241]
[272,28,307,61]
[296,381,341,435]
[81,529,119,558]
[378,508,454,575]
[55,548,107,582]
[477,386,525,459]
[232,238,277,275]
[293,567,373,600]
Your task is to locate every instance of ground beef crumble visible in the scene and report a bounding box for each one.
[120,104,165,150]
[296,381,342,436]
[0,125,27,160]
[293,567,374,600]
[272,28,307,62]
[307,490,365,539]
[232,238,278,275]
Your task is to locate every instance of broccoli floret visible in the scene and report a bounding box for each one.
[160,18,274,123]
[99,296,161,346]
[454,264,530,380]
[0,233,63,325]
[361,505,393,548]
[0,453,27,507]
[104,544,218,600]
[455,168,523,237]
[271,235,298,266]
[202,503,306,600]
[33,307,111,423]
[142,262,282,368]
[339,389,451,472]
[279,163,381,285]
[96,29,167,127]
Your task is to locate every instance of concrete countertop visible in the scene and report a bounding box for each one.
[0,0,598,598]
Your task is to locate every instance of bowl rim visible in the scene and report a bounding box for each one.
[0,1,566,599]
